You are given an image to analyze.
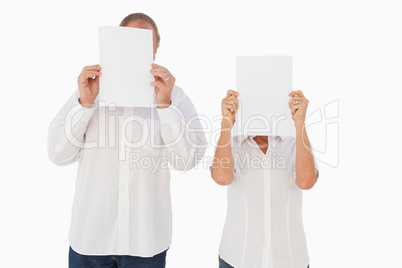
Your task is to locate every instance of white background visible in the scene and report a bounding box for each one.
[1,0,401,267]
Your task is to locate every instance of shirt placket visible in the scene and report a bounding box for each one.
[262,138,274,268]
[117,107,134,254]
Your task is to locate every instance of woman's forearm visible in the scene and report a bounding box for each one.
[211,120,235,185]
[295,122,317,190]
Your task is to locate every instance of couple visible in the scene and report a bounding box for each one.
[47,12,319,268]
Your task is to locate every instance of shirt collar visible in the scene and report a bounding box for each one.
[237,134,287,145]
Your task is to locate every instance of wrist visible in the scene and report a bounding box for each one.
[219,126,232,142]
[79,98,94,108]
[156,98,172,109]
[294,120,305,130]
[221,118,234,129]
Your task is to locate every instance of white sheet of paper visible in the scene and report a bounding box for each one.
[235,56,295,137]
[98,26,154,107]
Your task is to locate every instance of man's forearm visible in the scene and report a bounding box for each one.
[157,104,207,171]
[295,121,317,190]
[48,91,96,166]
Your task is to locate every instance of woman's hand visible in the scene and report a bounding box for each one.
[288,90,309,124]
[221,90,239,128]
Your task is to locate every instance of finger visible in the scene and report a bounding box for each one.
[81,71,102,80]
[288,90,305,98]
[226,90,239,98]
[151,69,169,81]
[228,102,237,114]
[153,75,166,82]
[226,105,234,114]
[288,96,303,108]
[223,101,235,114]
[288,97,295,107]
[291,102,307,114]
[292,99,309,110]
[151,64,171,75]
[150,66,168,74]
[289,90,304,97]
[223,105,234,114]
[226,99,238,111]
[151,63,163,69]
[291,104,301,115]
[83,65,102,72]
[150,80,165,88]
[230,96,239,109]
[291,99,307,109]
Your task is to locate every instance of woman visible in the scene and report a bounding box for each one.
[210,90,319,268]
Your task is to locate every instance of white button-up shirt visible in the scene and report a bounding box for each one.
[47,85,206,257]
[216,135,319,268]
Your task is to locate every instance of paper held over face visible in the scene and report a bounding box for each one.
[98,26,154,107]
[235,56,295,137]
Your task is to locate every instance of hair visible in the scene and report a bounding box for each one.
[120,13,160,47]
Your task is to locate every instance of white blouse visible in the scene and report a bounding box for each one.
[47,85,206,257]
[217,135,319,268]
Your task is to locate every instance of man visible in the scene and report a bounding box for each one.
[47,13,206,268]
[211,90,319,268]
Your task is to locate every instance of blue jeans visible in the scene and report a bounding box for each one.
[219,256,309,268]
[69,246,167,268]
[219,256,234,268]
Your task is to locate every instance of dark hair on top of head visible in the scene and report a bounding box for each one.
[119,13,160,47]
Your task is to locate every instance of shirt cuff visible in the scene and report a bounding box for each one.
[66,98,97,125]
[156,105,181,126]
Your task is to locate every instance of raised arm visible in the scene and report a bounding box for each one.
[47,65,101,165]
[211,90,239,186]
[289,90,318,190]
[151,63,207,171]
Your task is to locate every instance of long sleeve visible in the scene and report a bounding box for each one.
[156,86,207,171]
[47,89,97,166]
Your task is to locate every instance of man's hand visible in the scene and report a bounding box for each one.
[221,90,239,128]
[77,65,102,108]
[288,90,309,124]
[150,63,175,109]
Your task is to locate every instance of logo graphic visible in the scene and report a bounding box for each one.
[305,100,339,167]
